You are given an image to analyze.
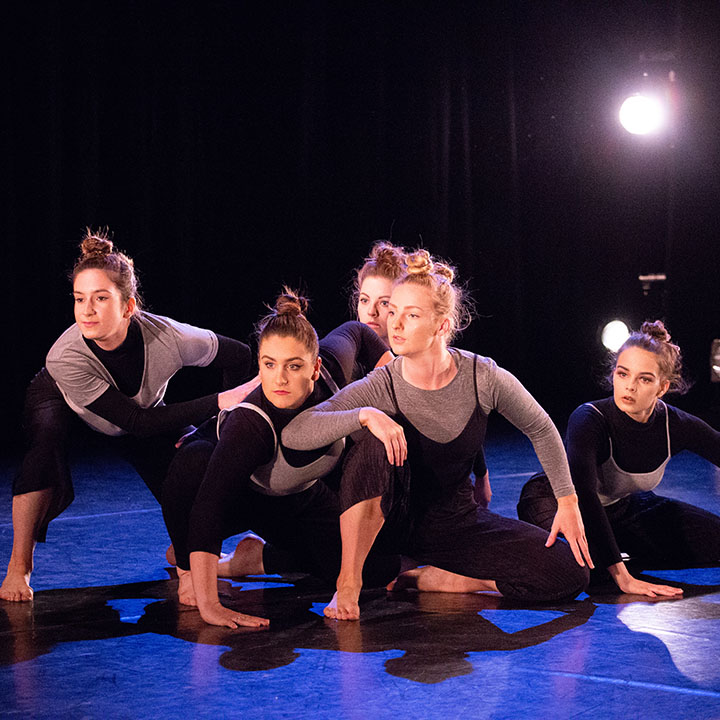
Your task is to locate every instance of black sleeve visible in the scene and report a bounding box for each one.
[669,406,720,466]
[565,404,623,569]
[207,334,254,390]
[86,386,220,437]
[187,408,275,556]
[85,334,252,437]
[319,321,390,386]
[473,448,487,478]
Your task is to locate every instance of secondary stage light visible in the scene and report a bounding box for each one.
[602,320,630,352]
[619,94,667,135]
[711,340,720,382]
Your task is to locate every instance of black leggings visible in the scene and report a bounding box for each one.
[14,369,176,541]
[341,433,589,603]
[518,473,720,569]
[162,436,399,587]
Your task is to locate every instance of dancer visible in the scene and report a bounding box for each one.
[284,249,591,620]
[518,321,720,597]
[1,228,255,602]
[354,241,407,344]
[353,241,490,507]
[161,289,398,628]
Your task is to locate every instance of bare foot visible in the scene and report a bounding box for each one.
[166,545,176,566]
[217,533,265,578]
[387,565,498,594]
[176,567,197,606]
[0,570,34,603]
[324,585,361,621]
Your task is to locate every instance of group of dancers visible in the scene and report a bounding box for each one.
[2,228,719,628]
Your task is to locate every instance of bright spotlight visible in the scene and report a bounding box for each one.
[619,95,666,135]
[602,321,630,352]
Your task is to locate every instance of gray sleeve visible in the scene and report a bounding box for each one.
[46,327,111,409]
[481,361,575,498]
[282,367,397,450]
[160,315,219,367]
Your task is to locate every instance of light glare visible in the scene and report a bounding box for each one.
[619,95,666,135]
[602,321,630,352]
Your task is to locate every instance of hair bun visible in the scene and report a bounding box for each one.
[80,227,114,259]
[432,261,455,283]
[274,287,309,318]
[640,320,670,343]
[405,249,434,277]
[370,241,406,274]
[406,249,455,283]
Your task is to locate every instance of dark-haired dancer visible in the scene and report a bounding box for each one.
[284,250,591,620]
[161,290,397,628]
[518,321,720,597]
[1,229,255,602]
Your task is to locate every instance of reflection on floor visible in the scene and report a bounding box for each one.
[1,430,720,719]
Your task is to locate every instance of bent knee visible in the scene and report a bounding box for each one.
[541,542,590,600]
[344,429,391,468]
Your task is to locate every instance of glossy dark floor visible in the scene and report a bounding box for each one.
[2,431,720,719]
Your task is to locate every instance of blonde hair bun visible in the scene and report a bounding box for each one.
[405,249,455,283]
[405,249,434,277]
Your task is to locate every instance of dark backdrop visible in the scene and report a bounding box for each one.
[3,1,720,448]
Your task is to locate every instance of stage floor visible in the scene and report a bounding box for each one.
[2,428,720,719]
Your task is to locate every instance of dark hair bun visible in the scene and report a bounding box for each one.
[274,287,309,317]
[640,320,670,344]
[80,227,114,259]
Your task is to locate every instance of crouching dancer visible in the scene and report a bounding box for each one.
[161,289,398,628]
[283,249,592,620]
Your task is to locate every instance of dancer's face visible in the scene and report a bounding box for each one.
[258,334,321,410]
[387,283,448,358]
[613,346,670,423]
[357,276,394,342]
[73,269,135,351]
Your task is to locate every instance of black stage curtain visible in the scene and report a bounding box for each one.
[3,1,720,445]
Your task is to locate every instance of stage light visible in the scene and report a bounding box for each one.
[711,340,720,382]
[602,321,630,352]
[619,94,667,135]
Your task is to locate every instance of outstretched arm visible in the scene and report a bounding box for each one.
[488,364,592,567]
[85,374,260,438]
